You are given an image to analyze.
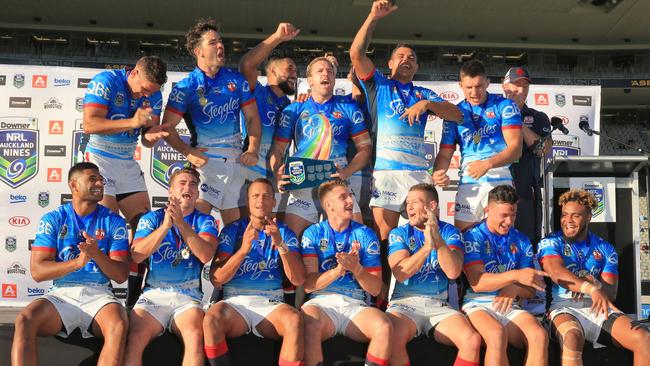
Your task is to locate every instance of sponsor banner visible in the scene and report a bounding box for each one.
[569,177,617,222]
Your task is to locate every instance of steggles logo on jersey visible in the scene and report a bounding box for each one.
[150,128,190,189]
[201,98,238,123]
[0,117,39,188]
[235,258,278,280]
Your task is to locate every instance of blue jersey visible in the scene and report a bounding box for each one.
[275,95,367,168]
[462,221,533,305]
[440,93,522,184]
[166,67,255,159]
[537,231,618,304]
[358,69,444,171]
[241,82,290,178]
[301,221,381,301]
[133,208,218,300]
[32,203,129,289]
[82,69,163,160]
[217,218,300,300]
[388,221,463,300]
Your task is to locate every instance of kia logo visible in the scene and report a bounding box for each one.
[439,92,459,101]
[554,115,570,125]
[9,216,30,227]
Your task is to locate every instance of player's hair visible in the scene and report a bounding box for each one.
[68,162,99,182]
[185,18,220,58]
[408,183,439,203]
[247,177,275,195]
[264,53,294,74]
[460,59,486,79]
[136,56,168,85]
[168,167,201,186]
[306,57,334,78]
[558,189,598,212]
[318,179,349,203]
[390,43,418,61]
[487,185,519,205]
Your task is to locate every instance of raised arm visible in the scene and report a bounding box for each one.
[350,0,397,78]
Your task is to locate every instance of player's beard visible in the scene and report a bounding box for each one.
[277,79,296,95]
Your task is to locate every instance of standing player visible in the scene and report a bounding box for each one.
[538,190,650,366]
[238,22,300,212]
[12,162,130,366]
[301,180,392,366]
[349,0,462,243]
[162,18,262,225]
[502,67,551,245]
[125,167,218,366]
[81,55,168,231]
[269,57,372,237]
[387,184,481,366]
[462,185,548,366]
[434,60,523,231]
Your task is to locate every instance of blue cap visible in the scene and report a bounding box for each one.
[504,67,531,83]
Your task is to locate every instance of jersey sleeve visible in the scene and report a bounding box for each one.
[133,211,159,241]
[108,215,129,257]
[440,120,459,149]
[537,236,563,264]
[442,224,464,253]
[83,72,113,109]
[148,92,164,117]
[388,226,409,256]
[275,104,298,143]
[359,227,381,271]
[499,99,523,129]
[165,78,192,116]
[217,223,239,257]
[462,229,484,268]
[601,243,619,278]
[281,225,301,254]
[347,102,368,138]
[237,72,256,107]
[32,212,60,253]
[197,214,218,242]
[424,88,445,103]
[517,236,534,269]
[300,225,318,258]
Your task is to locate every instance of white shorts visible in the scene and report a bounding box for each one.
[302,294,368,335]
[43,286,121,338]
[221,295,284,338]
[549,300,619,348]
[84,152,147,197]
[197,158,245,210]
[134,289,203,334]
[454,180,512,223]
[370,170,432,212]
[387,296,461,337]
[286,187,360,223]
[462,302,527,326]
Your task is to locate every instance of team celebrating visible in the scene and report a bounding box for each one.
[10,1,650,366]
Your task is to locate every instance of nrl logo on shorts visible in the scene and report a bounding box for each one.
[319,238,328,252]
[289,161,305,185]
[38,191,49,207]
[554,93,566,107]
[0,117,39,188]
[583,182,605,218]
[5,236,17,252]
[13,74,25,88]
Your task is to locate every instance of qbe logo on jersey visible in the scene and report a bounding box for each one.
[0,117,39,188]
[150,126,190,189]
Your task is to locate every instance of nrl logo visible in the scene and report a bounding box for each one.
[289,161,305,185]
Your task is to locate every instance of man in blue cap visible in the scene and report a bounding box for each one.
[502,66,551,246]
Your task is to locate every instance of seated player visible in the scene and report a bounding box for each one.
[125,167,218,366]
[300,180,392,366]
[12,162,130,366]
[538,189,650,366]
[387,183,481,366]
[203,178,306,366]
[462,185,548,366]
